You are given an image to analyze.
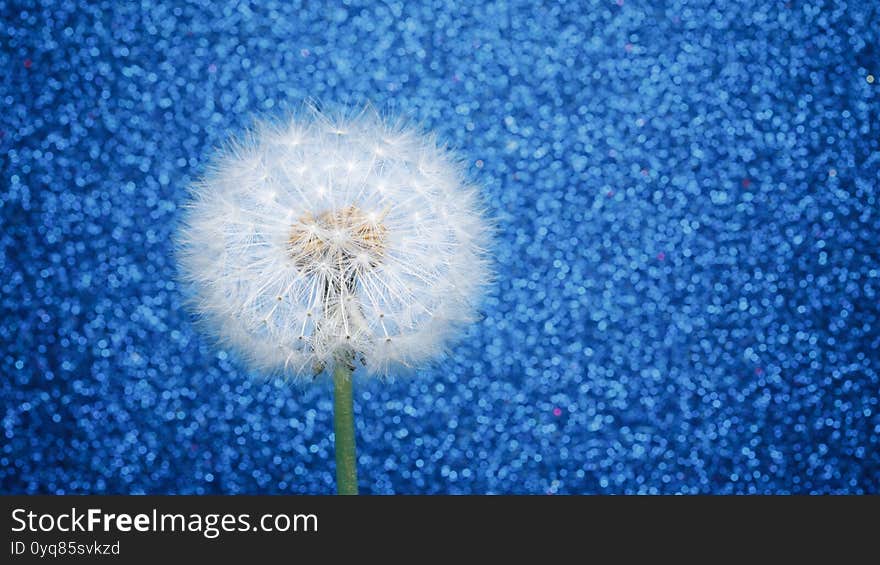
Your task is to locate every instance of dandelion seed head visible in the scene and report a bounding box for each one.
[177,108,492,378]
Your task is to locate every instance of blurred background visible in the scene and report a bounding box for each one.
[2,0,878,494]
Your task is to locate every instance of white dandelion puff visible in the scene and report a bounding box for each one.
[176,107,492,379]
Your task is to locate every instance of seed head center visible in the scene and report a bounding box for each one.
[289,205,388,273]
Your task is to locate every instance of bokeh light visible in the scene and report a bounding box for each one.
[1,0,878,494]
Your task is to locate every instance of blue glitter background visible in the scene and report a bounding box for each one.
[2,0,879,494]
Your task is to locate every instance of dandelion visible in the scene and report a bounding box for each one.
[176,107,491,494]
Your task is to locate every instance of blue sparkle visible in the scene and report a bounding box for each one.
[1,0,878,494]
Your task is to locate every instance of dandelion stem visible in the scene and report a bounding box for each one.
[333,354,358,495]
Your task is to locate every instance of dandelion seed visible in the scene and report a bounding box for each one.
[176,107,492,378]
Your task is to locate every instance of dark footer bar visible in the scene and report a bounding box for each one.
[1,496,875,561]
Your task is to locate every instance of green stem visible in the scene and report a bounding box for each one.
[333,358,358,495]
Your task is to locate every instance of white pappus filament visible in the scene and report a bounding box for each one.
[176,108,492,378]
